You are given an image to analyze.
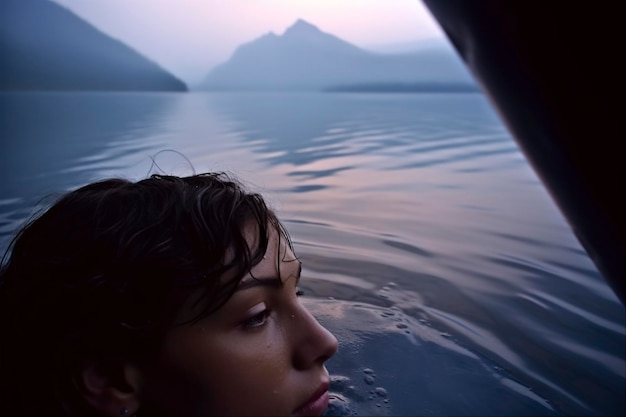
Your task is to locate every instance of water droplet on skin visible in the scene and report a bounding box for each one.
[363,368,375,375]
[364,375,375,385]
[375,387,388,398]
[376,403,381,407]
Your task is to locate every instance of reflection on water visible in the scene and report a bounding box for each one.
[0,92,624,416]
[305,299,557,417]
[0,92,180,243]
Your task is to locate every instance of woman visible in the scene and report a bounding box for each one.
[0,172,338,416]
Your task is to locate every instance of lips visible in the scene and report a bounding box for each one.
[292,381,330,417]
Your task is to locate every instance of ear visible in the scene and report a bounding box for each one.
[75,359,142,416]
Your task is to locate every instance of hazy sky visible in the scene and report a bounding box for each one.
[51,0,446,85]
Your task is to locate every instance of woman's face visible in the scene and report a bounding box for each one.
[139,226,338,416]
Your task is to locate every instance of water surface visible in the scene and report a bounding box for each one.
[1,92,623,416]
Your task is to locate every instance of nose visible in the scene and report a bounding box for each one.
[291,303,338,370]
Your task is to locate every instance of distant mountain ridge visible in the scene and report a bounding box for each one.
[0,0,186,91]
[200,19,474,91]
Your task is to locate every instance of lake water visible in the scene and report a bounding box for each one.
[0,92,624,416]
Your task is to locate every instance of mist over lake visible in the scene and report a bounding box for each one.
[1,91,623,416]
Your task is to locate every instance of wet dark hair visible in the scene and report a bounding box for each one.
[0,172,290,416]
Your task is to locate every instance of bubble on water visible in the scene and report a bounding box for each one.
[387,282,397,287]
[326,370,392,416]
[375,387,388,398]
[404,330,411,334]
[331,375,350,387]
[396,323,408,329]
[325,394,352,417]
[440,332,451,338]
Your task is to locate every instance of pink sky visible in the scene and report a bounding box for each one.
[51,0,446,85]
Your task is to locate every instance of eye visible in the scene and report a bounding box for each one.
[241,303,271,329]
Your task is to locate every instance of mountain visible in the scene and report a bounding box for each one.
[199,19,474,91]
[364,37,454,54]
[0,0,187,91]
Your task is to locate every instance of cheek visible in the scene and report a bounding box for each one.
[146,322,295,416]
[208,323,294,394]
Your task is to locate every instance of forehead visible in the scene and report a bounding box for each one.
[241,224,299,285]
[175,222,298,323]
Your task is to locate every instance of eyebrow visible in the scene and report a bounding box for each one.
[236,261,302,292]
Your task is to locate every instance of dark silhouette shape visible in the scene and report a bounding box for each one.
[423,1,624,304]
